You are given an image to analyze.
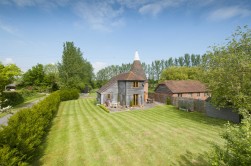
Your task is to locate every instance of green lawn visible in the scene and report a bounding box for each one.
[34,98,226,166]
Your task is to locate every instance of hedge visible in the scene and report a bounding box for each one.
[1,91,24,107]
[98,104,110,113]
[58,89,79,101]
[0,89,79,165]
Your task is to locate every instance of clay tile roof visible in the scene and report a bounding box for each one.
[130,60,147,80]
[160,80,208,93]
[97,73,127,93]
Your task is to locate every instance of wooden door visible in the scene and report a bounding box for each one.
[133,94,138,106]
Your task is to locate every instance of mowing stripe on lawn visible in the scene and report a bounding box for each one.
[36,98,225,166]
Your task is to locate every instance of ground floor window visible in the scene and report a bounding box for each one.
[178,93,182,97]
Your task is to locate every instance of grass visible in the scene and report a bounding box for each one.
[23,92,46,102]
[34,98,226,166]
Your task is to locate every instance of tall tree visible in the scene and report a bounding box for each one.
[184,53,191,66]
[191,54,196,66]
[167,57,174,67]
[58,42,93,89]
[174,58,179,66]
[195,54,201,65]
[44,64,59,91]
[178,57,184,66]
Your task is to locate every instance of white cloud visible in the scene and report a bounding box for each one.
[209,6,251,21]
[74,1,125,31]
[139,3,163,16]
[2,0,69,9]
[139,0,183,16]
[0,21,18,35]
[92,61,109,74]
[2,58,14,65]
[116,0,151,8]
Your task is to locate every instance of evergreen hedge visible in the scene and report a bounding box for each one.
[58,89,79,101]
[0,89,79,165]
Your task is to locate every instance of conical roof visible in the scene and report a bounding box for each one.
[130,51,147,80]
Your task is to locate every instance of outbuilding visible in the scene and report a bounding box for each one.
[155,80,209,100]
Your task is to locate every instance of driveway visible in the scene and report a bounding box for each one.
[0,96,46,126]
[0,114,12,126]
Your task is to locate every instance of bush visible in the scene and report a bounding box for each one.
[208,109,251,165]
[166,97,171,105]
[19,89,36,99]
[58,89,79,101]
[178,98,194,111]
[0,91,61,165]
[1,91,24,107]
[98,104,110,113]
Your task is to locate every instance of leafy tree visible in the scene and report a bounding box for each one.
[167,57,174,66]
[58,41,94,90]
[174,58,178,66]
[202,26,251,110]
[44,64,59,91]
[0,63,21,91]
[178,57,185,66]
[159,66,203,82]
[204,26,251,165]
[22,64,45,86]
[184,53,191,66]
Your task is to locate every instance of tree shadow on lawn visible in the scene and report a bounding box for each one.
[171,107,227,127]
[175,150,210,166]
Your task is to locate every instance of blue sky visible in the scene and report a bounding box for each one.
[0,0,251,73]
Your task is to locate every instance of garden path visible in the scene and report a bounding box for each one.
[0,97,45,126]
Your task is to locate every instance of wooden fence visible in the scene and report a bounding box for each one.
[149,92,240,122]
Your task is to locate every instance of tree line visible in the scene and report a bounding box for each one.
[96,53,208,89]
[3,42,94,93]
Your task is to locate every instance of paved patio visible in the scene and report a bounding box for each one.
[108,101,163,113]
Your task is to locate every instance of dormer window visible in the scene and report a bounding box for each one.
[133,81,139,87]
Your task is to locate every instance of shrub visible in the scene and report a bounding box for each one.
[0,145,22,166]
[1,91,24,107]
[0,91,61,165]
[130,100,133,107]
[166,97,171,105]
[58,89,79,101]
[208,109,251,165]
[19,89,36,99]
[98,104,110,113]
[178,98,194,111]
